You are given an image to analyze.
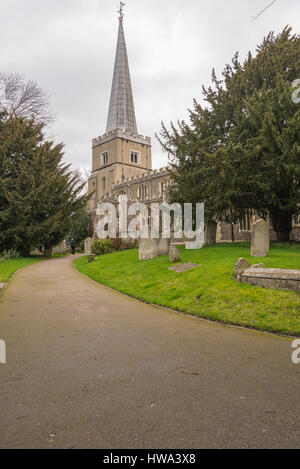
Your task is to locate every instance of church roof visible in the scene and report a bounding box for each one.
[105,9,137,135]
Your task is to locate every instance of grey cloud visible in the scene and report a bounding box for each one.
[0,0,299,172]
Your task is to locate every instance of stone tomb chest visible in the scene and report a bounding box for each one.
[241,267,300,292]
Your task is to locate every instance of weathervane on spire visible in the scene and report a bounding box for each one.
[118,2,125,22]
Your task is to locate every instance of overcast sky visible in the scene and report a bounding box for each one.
[1,0,299,174]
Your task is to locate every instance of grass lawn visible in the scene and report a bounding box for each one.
[0,258,43,283]
[75,243,300,336]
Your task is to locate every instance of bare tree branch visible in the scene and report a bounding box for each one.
[0,71,54,124]
[252,0,278,21]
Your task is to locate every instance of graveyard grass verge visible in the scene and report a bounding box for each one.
[0,258,43,286]
[75,244,300,336]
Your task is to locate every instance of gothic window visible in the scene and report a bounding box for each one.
[130,151,140,164]
[102,177,106,191]
[101,152,109,166]
[240,209,255,232]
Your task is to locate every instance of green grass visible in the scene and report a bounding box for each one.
[0,258,43,283]
[75,243,300,336]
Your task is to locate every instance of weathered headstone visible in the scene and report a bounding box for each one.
[156,238,171,256]
[169,246,181,264]
[206,221,217,245]
[234,258,250,279]
[85,237,93,254]
[251,219,270,257]
[139,239,158,261]
[88,254,95,263]
[53,241,68,255]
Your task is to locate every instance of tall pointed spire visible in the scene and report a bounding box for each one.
[105,3,138,135]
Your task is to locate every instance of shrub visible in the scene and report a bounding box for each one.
[91,239,114,255]
[1,249,20,259]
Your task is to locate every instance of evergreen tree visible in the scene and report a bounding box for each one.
[158,27,300,241]
[0,115,89,256]
[66,207,92,246]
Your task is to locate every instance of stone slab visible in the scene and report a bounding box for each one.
[0,283,6,289]
[84,237,93,254]
[206,221,217,245]
[168,263,202,273]
[156,238,171,256]
[139,239,158,261]
[241,267,300,291]
[234,258,250,278]
[251,219,270,257]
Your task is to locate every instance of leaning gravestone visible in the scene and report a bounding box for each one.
[169,246,181,264]
[251,219,270,257]
[206,221,218,245]
[156,238,171,256]
[85,237,93,254]
[139,239,158,261]
[234,258,250,279]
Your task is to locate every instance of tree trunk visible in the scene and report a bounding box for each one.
[231,223,235,243]
[43,246,53,258]
[269,209,292,242]
[20,245,31,257]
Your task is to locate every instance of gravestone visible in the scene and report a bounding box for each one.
[88,254,95,263]
[252,263,264,269]
[139,239,158,261]
[169,263,202,273]
[156,238,171,256]
[169,246,181,264]
[85,237,93,254]
[206,221,218,245]
[251,219,270,257]
[234,258,250,278]
[240,267,300,291]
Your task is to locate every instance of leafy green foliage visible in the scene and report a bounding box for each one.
[158,27,300,241]
[91,239,114,255]
[1,249,20,259]
[66,207,92,246]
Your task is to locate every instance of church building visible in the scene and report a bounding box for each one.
[88,5,300,244]
[88,4,169,236]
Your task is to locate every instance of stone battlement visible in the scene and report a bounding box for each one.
[92,128,151,148]
[111,167,169,189]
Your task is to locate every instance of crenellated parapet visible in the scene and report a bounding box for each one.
[111,166,169,190]
[92,128,151,148]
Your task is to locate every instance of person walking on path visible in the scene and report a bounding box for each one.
[70,238,76,255]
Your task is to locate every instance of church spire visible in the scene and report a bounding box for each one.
[105,3,138,135]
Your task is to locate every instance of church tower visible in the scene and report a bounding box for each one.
[88,3,152,207]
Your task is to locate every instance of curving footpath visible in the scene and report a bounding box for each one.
[0,255,299,449]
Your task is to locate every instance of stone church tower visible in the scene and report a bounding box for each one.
[88,4,152,210]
